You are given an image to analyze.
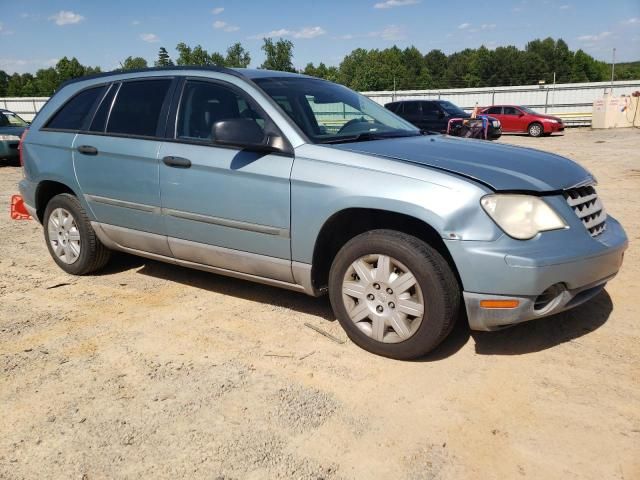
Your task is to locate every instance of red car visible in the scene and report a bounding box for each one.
[480,105,564,137]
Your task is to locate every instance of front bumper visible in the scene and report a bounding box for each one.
[446,215,627,331]
[0,140,20,159]
[544,122,565,133]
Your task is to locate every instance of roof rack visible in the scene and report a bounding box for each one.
[57,65,246,90]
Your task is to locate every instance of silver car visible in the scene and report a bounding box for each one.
[19,67,627,359]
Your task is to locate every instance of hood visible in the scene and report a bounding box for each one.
[330,135,592,192]
[535,114,563,122]
[0,126,26,137]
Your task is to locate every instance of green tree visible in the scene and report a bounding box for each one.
[424,49,448,88]
[33,68,60,95]
[0,70,9,96]
[225,42,251,68]
[260,38,295,72]
[7,73,26,96]
[120,56,148,70]
[155,47,174,67]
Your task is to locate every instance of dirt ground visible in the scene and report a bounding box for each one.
[1,128,638,480]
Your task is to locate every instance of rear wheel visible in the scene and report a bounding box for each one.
[43,193,111,275]
[328,230,460,360]
[528,122,543,137]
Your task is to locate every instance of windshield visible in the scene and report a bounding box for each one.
[0,111,28,127]
[253,77,420,143]
[438,101,467,116]
[519,106,539,115]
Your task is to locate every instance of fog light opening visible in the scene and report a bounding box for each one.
[534,284,565,313]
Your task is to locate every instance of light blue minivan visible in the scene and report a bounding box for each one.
[19,67,627,359]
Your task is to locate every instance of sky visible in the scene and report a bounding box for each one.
[1,0,639,74]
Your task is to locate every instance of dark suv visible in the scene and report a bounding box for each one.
[385,100,502,140]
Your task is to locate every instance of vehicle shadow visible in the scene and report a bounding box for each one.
[471,289,613,355]
[98,253,613,359]
[101,251,336,321]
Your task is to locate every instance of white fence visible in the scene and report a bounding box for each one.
[2,80,640,125]
[0,98,49,122]
[362,80,640,125]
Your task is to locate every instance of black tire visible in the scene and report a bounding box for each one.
[328,230,460,360]
[528,122,543,137]
[43,193,111,275]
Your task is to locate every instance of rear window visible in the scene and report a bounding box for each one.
[106,79,172,137]
[45,86,106,131]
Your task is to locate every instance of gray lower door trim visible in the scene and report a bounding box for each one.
[92,222,172,257]
[162,208,289,237]
[168,236,293,283]
[86,194,160,214]
[90,222,316,295]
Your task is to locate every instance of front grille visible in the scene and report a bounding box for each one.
[563,185,606,237]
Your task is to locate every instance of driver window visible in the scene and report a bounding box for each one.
[177,80,265,141]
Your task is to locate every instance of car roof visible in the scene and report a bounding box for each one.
[57,66,312,90]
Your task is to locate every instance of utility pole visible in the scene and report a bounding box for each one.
[392,75,396,102]
[610,47,616,95]
[551,72,556,110]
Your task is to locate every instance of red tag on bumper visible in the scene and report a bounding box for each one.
[10,195,32,220]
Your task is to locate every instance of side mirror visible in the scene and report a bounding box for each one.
[212,118,268,151]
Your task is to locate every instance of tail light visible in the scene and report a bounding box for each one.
[18,128,29,167]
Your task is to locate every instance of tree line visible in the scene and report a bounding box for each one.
[1,37,638,97]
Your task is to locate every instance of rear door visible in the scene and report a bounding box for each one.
[157,78,294,282]
[73,77,176,256]
[399,101,424,129]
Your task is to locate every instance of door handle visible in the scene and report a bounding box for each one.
[77,145,98,156]
[162,156,192,168]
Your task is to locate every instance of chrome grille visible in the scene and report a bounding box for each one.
[563,185,606,237]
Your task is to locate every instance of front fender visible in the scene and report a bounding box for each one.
[290,145,500,263]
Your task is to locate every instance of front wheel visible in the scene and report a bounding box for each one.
[528,122,543,137]
[328,230,460,360]
[43,193,111,275]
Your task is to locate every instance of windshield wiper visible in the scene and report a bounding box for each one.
[320,131,420,145]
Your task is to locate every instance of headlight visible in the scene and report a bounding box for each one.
[544,119,558,123]
[492,120,500,128]
[481,194,567,240]
[0,134,20,141]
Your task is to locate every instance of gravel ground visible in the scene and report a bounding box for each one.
[1,128,639,479]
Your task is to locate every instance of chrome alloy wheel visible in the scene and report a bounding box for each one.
[342,254,425,343]
[529,123,542,136]
[47,208,81,264]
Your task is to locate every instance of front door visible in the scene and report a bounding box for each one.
[158,78,294,282]
[501,106,523,132]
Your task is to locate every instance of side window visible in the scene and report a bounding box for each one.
[107,79,172,137]
[89,83,118,132]
[503,107,519,115]
[386,103,399,113]
[45,86,106,131]
[486,106,502,115]
[176,80,266,141]
[403,102,420,115]
[421,102,441,118]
